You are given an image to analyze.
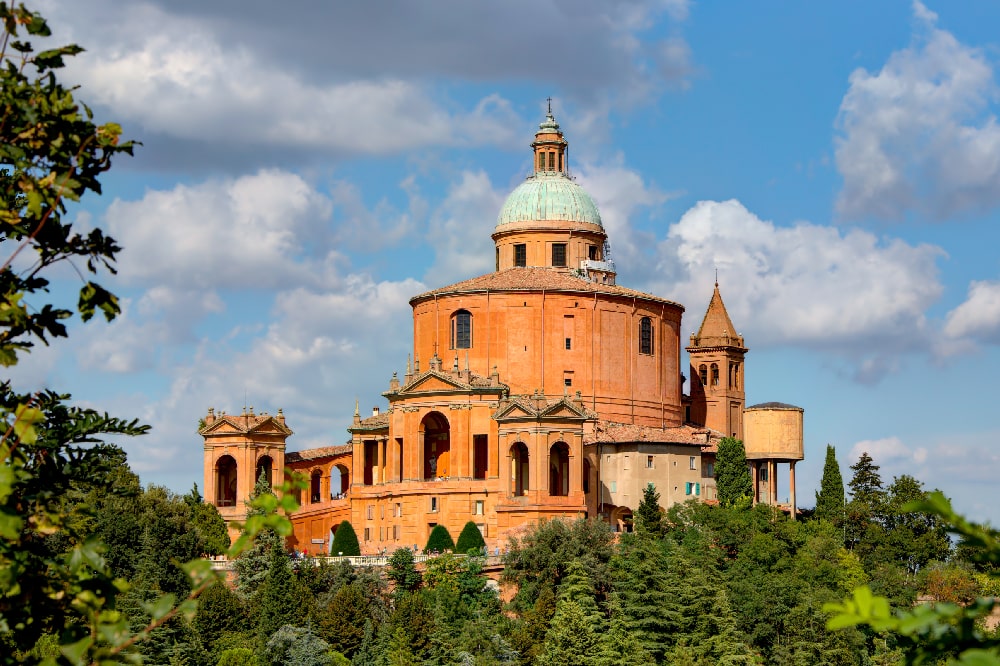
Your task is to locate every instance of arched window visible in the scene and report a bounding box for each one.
[255,455,273,488]
[639,317,654,355]
[510,442,529,497]
[331,464,350,498]
[311,469,322,504]
[451,310,472,349]
[215,455,237,507]
[699,364,708,386]
[549,442,570,496]
[711,363,719,386]
[421,412,451,480]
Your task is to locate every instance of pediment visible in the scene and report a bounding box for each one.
[540,404,586,419]
[202,419,242,434]
[401,372,468,394]
[495,402,536,420]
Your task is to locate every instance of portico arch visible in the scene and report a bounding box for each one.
[549,441,569,496]
[331,464,350,497]
[215,455,237,507]
[421,412,451,480]
[510,442,529,497]
[255,455,273,488]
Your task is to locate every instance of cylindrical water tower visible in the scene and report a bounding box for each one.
[743,402,804,518]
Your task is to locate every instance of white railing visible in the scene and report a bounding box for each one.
[580,259,616,273]
[207,553,504,571]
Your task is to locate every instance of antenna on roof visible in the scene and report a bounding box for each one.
[715,267,718,288]
[546,96,552,115]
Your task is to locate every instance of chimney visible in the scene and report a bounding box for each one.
[372,406,380,416]
[276,408,285,425]
[206,407,216,425]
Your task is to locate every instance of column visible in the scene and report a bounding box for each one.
[569,437,582,496]
[417,430,425,482]
[770,460,778,505]
[750,461,758,505]
[376,438,384,484]
[789,461,797,521]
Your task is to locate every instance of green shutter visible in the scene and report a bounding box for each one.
[695,483,701,496]
[685,482,691,495]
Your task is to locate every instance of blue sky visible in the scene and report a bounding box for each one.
[17,0,1000,522]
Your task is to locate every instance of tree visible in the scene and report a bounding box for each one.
[234,471,286,596]
[634,483,665,539]
[317,583,370,658]
[426,524,456,552]
[0,8,154,658]
[186,484,231,555]
[847,451,885,506]
[715,437,752,508]
[264,624,333,666]
[455,521,486,553]
[814,444,844,523]
[387,547,422,595]
[330,520,361,556]
[257,542,306,642]
[844,451,886,558]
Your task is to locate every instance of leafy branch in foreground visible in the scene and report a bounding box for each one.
[825,492,1000,665]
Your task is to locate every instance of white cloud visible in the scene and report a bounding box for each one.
[423,171,506,287]
[106,170,335,290]
[651,200,945,356]
[835,3,1000,220]
[943,280,1000,344]
[849,436,927,466]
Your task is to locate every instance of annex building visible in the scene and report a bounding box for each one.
[200,111,804,555]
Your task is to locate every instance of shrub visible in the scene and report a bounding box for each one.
[330,521,361,556]
[455,521,486,553]
[217,647,258,666]
[425,524,455,553]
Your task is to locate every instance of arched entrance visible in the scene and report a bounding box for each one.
[331,464,350,498]
[421,412,450,480]
[510,442,529,497]
[549,442,569,496]
[611,506,634,533]
[216,455,237,507]
[255,455,273,488]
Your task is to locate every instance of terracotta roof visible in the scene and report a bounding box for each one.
[689,283,744,349]
[410,268,683,309]
[351,412,390,431]
[585,420,716,447]
[285,444,352,463]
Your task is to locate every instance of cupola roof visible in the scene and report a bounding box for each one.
[496,110,603,228]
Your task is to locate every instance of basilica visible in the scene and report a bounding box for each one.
[199,111,804,554]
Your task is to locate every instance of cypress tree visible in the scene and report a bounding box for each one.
[634,483,665,539]
[715,437,752,507]
[330,520,361,556]
[425,524,455,552]
[536,599,597,666]
[257,543,302,641]
[455,521,486,553]
[814,444,845,522]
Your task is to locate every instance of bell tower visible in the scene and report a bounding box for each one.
[687,282,747,439]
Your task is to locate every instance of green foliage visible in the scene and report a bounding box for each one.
[330,521,360,557]
[317,584,370,658]
[234,475,286,596]
[826,492,1000,665]
[715,437,752,508]
[426,524,456,552]
[217,647,259,666]
[634,483,665,538]
[187,484,232,556]
[456,520,487,553]
[194,580,249,657]
[814,444,845,523]
[502,518,615,613]
[257,544,305,641]
[264,624,333,666]
[387,547,422,595]
[536,599,597,665]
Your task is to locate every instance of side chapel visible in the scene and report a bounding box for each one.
[200,110,804,554]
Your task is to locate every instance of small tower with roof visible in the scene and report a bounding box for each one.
[687,281,747,439]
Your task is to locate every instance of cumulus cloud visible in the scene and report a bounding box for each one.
[105,169,336,290]
[651,200,945,357]
[943,280,1000,344]
[835,1,1000,220]
[849,436,928,466]
[423,171,506,287]
[45,0,691,162]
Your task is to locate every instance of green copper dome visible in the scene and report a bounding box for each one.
[496,172,603,228]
